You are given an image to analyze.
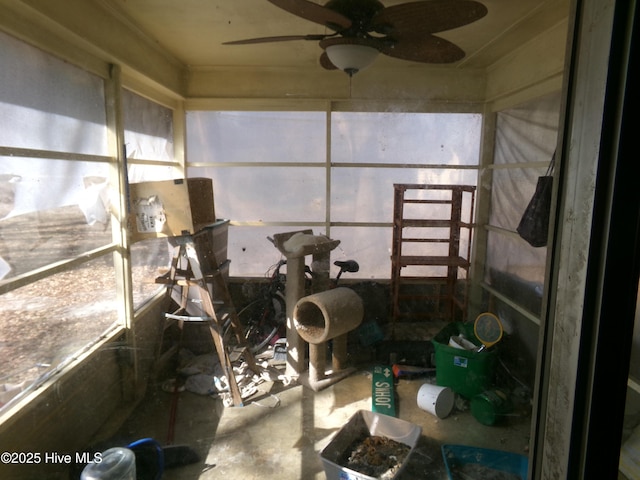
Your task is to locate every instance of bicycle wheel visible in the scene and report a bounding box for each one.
[246,293,286,352]
[226,293,286,353]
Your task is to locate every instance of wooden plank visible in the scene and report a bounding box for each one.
[399,219,453,228]
[399,255,470,267]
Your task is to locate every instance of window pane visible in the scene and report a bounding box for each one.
[0,31,107,155]
[332,112,481,165]
[330,226,391,279]
[0,256,118,388]
[126,171,177,307]
[331,167,477,223]
[227,225,322,277]
[484,230,547,305]
[187,111,326,164]
[130,238,172,308]
[0,158,113,280]
[123,89,174,162]
[490,166,548,231]
[123,92,178,306]
[186,111,480,278]
[0,32,122,413]
[493,92,560,167]
[225,225,394,279]
[189,166,326,222]
[487,92,560,304]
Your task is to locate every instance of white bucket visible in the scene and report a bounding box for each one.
[417,383,455,419]
[448,335,477,350]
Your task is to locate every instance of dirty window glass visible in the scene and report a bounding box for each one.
[187,111,326,164]
[0,31,107,155]
[187,111,480,278]
[332,112,481,165]
[123,90,177,307]
[123,89,174,162]
[0,32,118,411]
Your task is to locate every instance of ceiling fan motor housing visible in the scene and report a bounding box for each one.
[324,0,385,34]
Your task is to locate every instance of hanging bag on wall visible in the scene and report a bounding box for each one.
[516,151,556,247]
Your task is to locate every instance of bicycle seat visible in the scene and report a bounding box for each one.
[334,260,359,273]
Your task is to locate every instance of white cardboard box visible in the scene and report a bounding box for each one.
[128,178,215,242]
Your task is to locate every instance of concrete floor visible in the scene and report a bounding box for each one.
[106,350,532,480]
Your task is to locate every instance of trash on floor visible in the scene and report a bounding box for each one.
[163,349,273,406]
[339,435,411,479]
[272,337,287,362]
[392,364,435,379]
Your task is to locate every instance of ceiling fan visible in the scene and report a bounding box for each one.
[224,0,488,76]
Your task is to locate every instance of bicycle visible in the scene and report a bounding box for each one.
[224,255,359,355]
[223,259,289,354]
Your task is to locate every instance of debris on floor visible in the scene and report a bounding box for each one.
[339,434,411,479]
[392,364,436,379]
[163,348,290,407]
[448,463,521,480]
[272,337,287,362]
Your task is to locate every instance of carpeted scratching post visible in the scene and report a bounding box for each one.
[294,287,363,391]
[270,230,340,379]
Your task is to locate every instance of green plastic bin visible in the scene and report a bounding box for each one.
[432,322,497,399]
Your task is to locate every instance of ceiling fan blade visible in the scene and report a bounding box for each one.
[319,52,338,70]
[268,0,352,30]
[224,34,328,45]
[372,0,487,35]
[380,34,465,63]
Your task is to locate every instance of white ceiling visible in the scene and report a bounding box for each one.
[102,0,570,72]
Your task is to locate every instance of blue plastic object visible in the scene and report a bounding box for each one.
[441,444,528,480]
[127,438,164,480]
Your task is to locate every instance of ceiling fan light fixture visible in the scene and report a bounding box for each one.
[325,44,379,75]
[321,38,380,76]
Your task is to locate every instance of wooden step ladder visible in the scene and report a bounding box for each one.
[156,231,258,407]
